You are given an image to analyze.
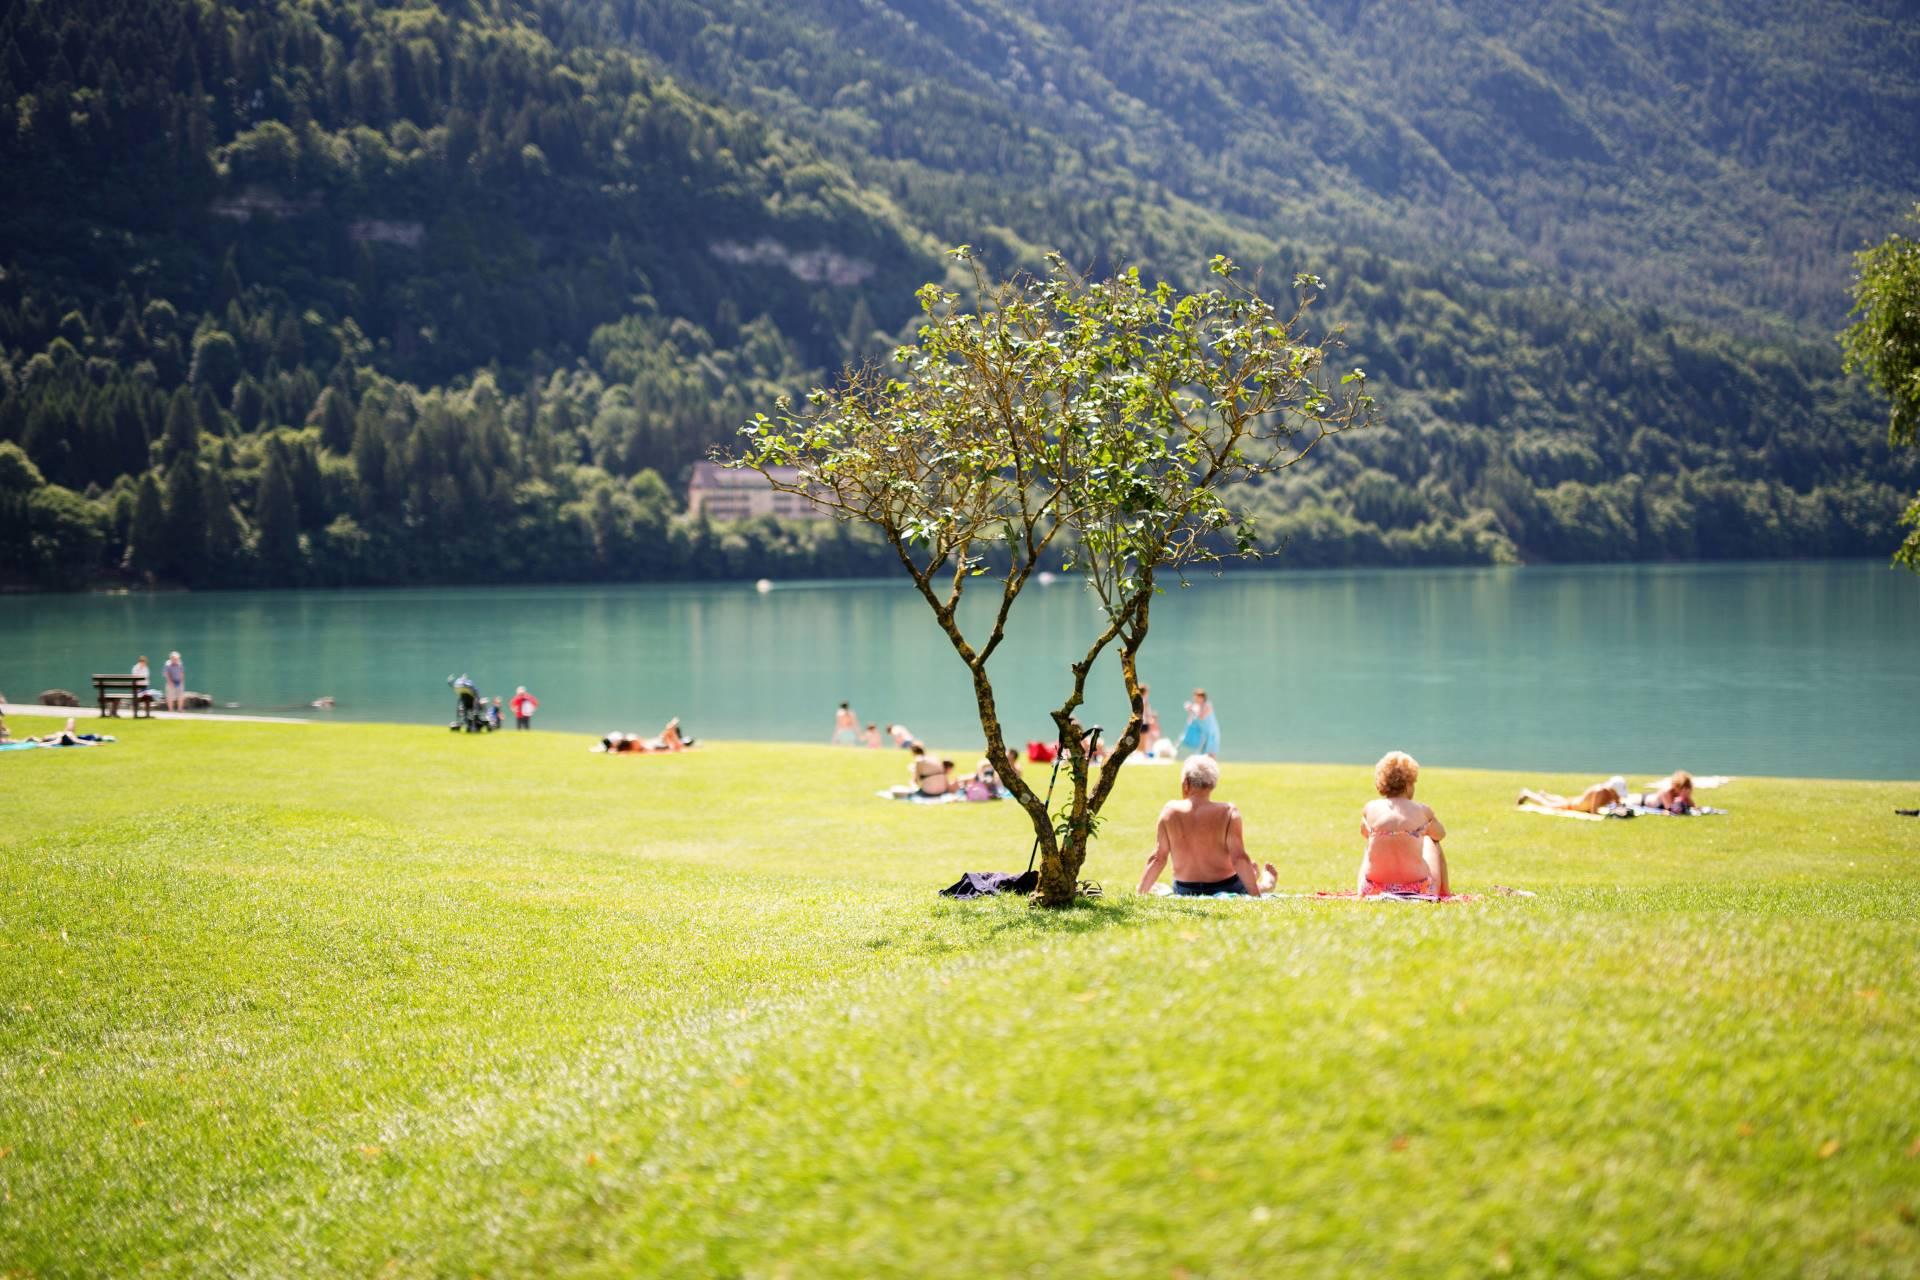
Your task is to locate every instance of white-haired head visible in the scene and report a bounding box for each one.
[1181,754,1220,791]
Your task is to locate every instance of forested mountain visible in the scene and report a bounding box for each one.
[602,0,1919,330]
[1,0,1915,590]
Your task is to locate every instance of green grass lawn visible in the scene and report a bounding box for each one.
[2,714,1917,1277]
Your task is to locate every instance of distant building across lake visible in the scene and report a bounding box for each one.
[686,461,826,520]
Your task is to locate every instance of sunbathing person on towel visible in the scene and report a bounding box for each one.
[1517,775,1628,814]
[597,718,693,753]
[1628,770,1696,814]
[906,744,951,797]
[1358,751,1450,897]
[1136,754,1275,896]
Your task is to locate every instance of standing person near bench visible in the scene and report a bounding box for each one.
[1136,755,1274,897]
[163,651,185,712]
[131,655,151,708]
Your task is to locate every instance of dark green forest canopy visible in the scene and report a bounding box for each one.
[1,0,1915,590]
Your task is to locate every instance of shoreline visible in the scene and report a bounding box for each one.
[0,554,1899,602]
[0,702,315,725]
[2,707,1914,785]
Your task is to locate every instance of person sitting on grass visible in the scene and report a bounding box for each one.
[1630,771,1696,814]
[961,754,1013,801]
[1518,775,1628,814]
[1136,754,1274,897]
[908,744,950,797]
[1358,751,1450,897]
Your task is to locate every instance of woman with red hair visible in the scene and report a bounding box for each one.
[1357,751,1450,897]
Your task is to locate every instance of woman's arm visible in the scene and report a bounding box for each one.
[1424,805,1447,842]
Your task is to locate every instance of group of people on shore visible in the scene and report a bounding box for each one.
[123,651,187,711]
[831,704,927,752]
[1517,772,1701,815]
[1136,754,1711,899]
[450,676,540,731]
[836,686,1224,768]
[895,742,1014,800]
[1137,750,1452,899]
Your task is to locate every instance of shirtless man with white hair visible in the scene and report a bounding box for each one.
[1136,754,1276,897]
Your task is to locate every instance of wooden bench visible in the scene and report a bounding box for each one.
[92,674,153,718]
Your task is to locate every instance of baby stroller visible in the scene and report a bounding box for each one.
[448,674,491,732]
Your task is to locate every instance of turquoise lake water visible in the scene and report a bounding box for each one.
[2,561,1916,780]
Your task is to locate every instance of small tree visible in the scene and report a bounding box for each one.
[730,252,1372,906]
[1840,202,1920,570]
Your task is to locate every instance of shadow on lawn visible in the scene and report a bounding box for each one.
[933,893,1230,940]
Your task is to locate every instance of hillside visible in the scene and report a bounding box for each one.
[0,0,1915,590]
[603,0,1920,330]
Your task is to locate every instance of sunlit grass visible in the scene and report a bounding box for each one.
[2,716,1916,1276]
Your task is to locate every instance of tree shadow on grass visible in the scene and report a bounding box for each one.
[932,892,1236,941]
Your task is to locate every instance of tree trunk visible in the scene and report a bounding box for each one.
[1034,826,1089,908]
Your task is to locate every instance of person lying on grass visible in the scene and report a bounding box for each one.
[1359,751,1450,897]
[1517,775,1628,814]
[1136,754,1277,897]
[1629,771,1696,814]
[595,718,693,753]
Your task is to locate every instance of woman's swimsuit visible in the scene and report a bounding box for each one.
[1360,813,1435,894]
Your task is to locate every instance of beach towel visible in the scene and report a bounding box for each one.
[1307,884,1535,903]
[1311,888,1473,902]
[1517,802,1610,821]
[1518,800,1723,819]
[1614,803,1726,817]
[1146,884,1533,902]
[876,787,1012,804]
[0,734,114,752]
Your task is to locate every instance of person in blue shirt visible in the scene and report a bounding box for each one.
[1179,688,1221,758]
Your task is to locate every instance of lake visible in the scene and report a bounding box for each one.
[2,561,1916,780]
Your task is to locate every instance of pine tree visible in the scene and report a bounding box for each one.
[310,386,355,453]
[232,374,267,432]
[202,468,245,583]
[161,458,207,580]
[194,384,228,437]
[126,473,167,578]
[350,407,390,512]
[161,387,199,462]
[255,448,301,576]
[188,328,241,396]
